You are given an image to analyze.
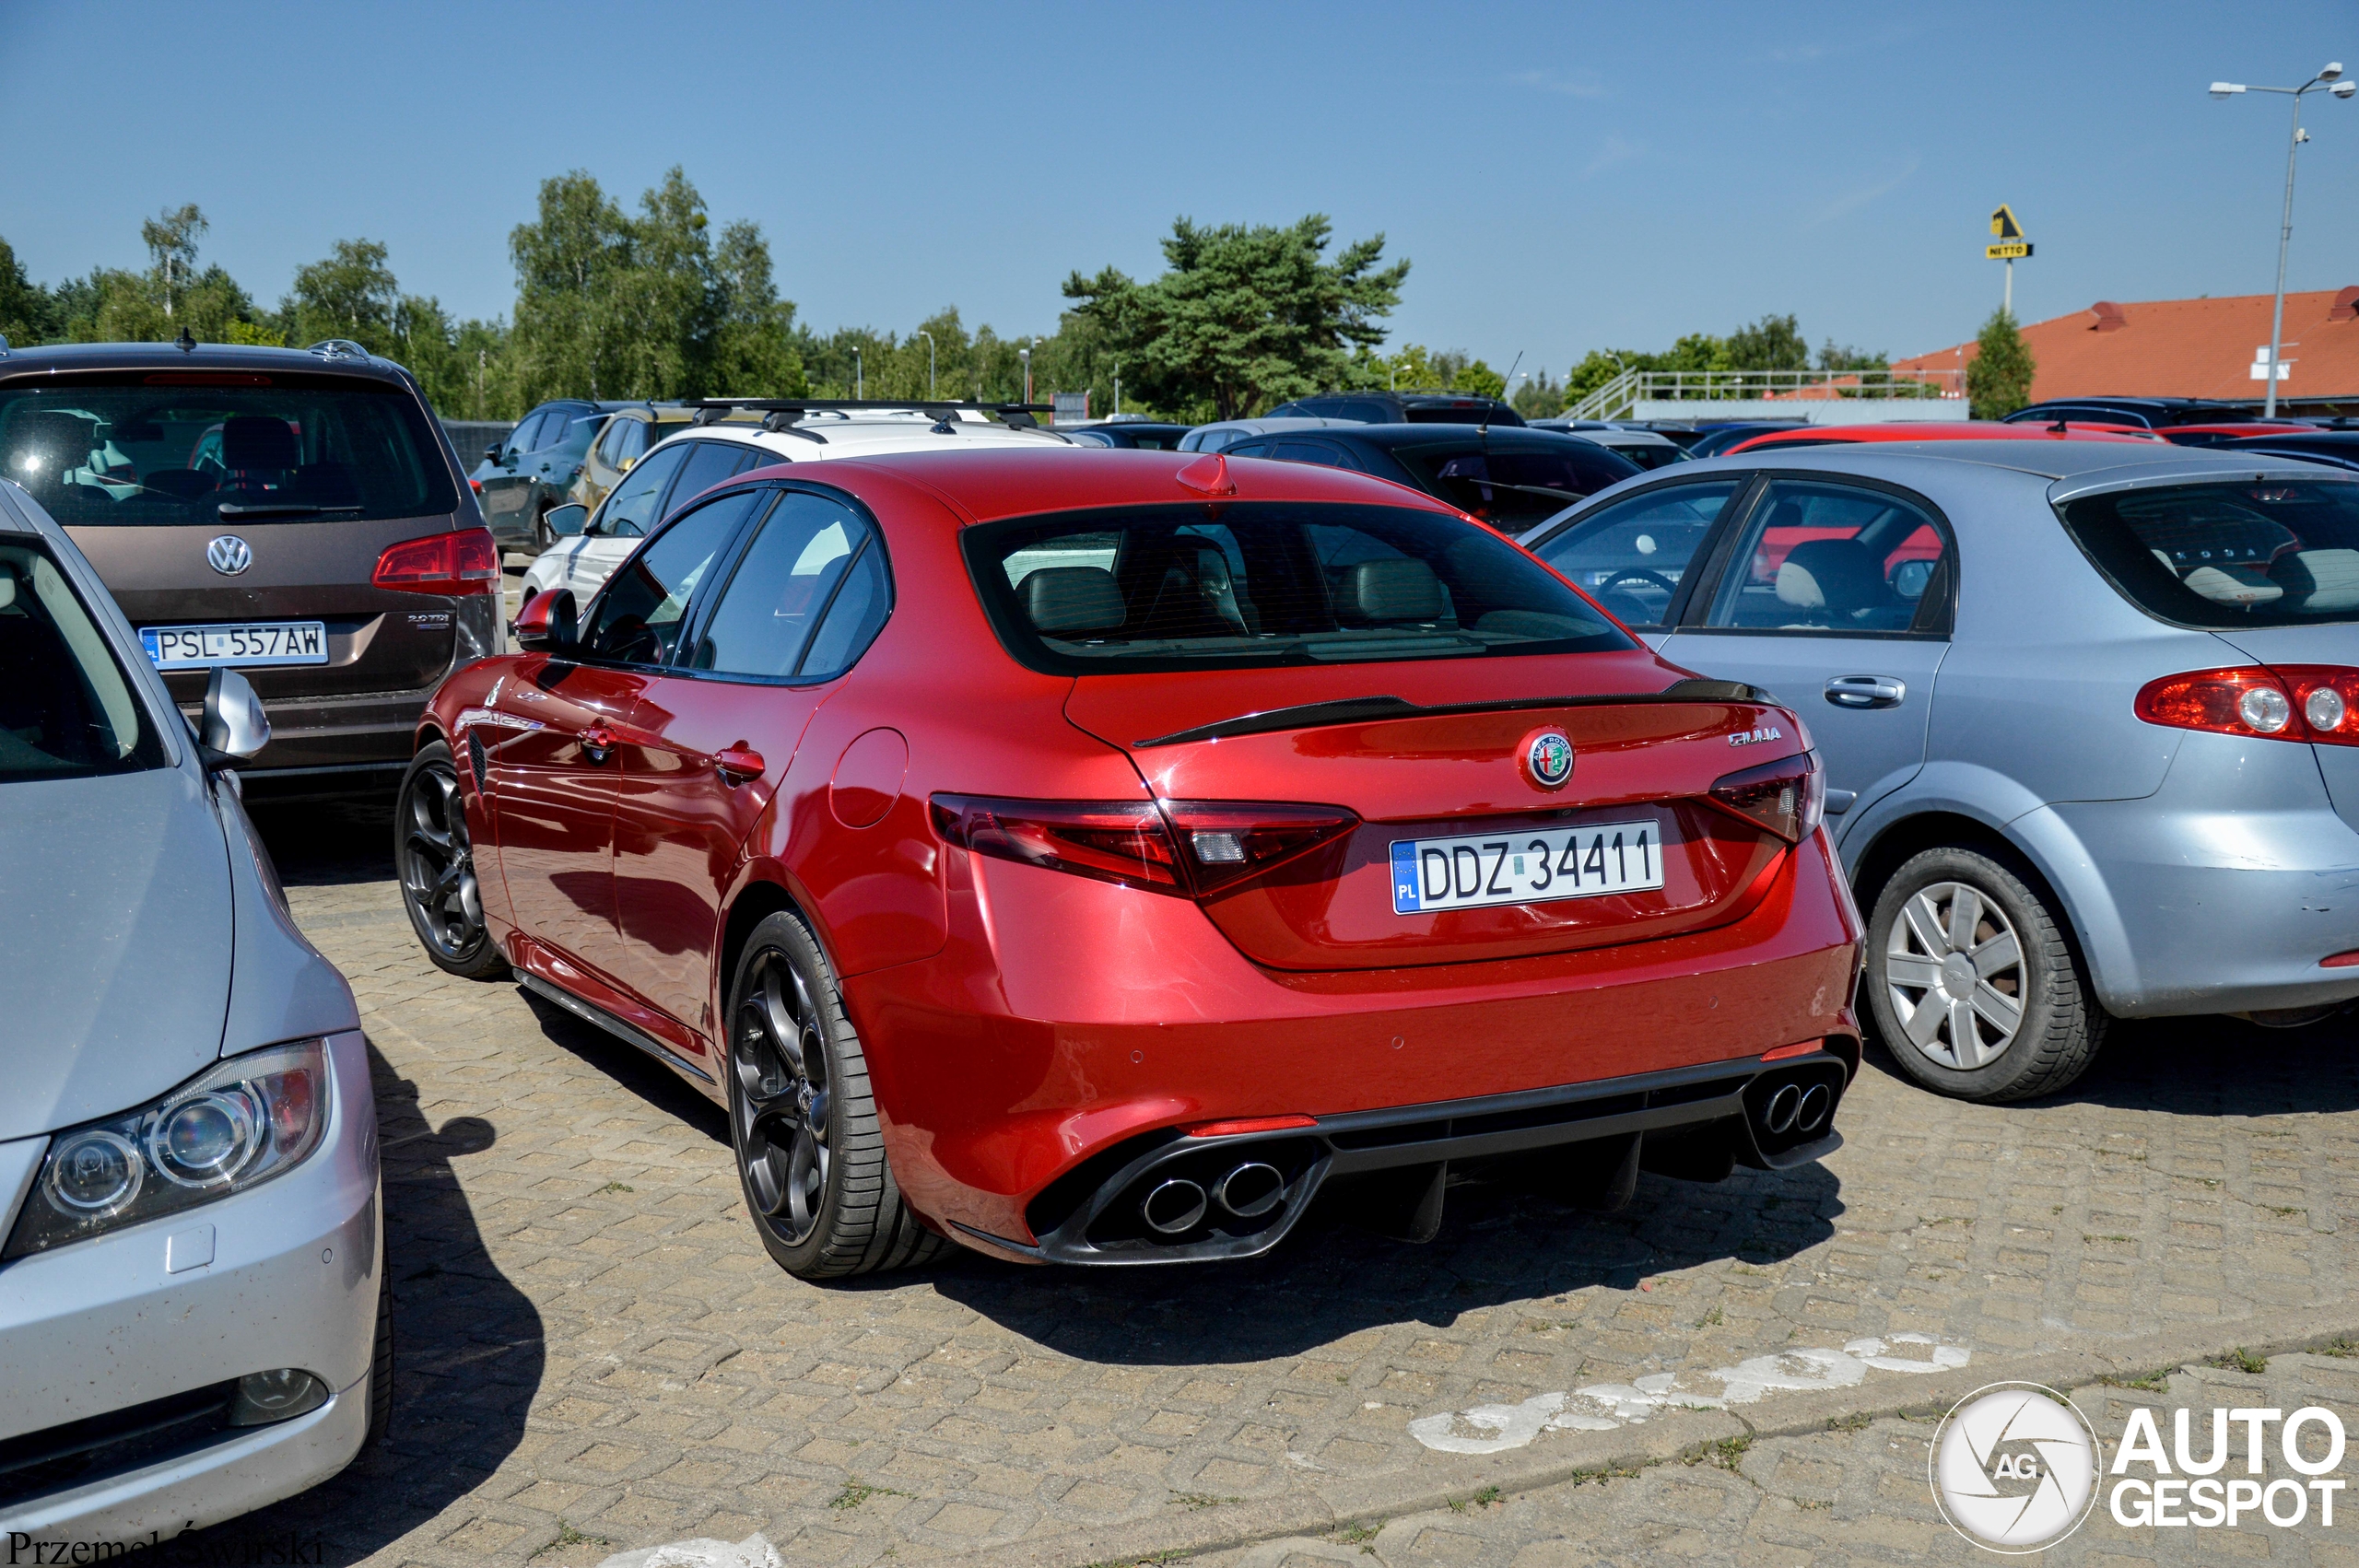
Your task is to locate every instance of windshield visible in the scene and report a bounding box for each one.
[0,540,167,781]
[2059,479,2359,626]
[0,373,455,525]
[965,500,1633,675]
[1398,442,1642,530]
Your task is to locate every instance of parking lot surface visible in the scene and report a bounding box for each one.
[201,797,2359,1568]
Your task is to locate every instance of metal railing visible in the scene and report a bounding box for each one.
[1566,368,1966,422]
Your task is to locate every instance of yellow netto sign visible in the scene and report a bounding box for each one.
[1987,241,2033,260]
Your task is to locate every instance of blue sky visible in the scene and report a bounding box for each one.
[4,2,2354,373]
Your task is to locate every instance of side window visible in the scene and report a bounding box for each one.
[581,488,767,666]
[798,544,892,679]
[505,411,547,458]
[1529,480,1742,628]
[595,441,690,538]
[593,417,635,467]
[1702,480,1950,634]
[688,491,882,679]
[670,439,750,507]
[1266,440,1342,466]
[615,420,650,464]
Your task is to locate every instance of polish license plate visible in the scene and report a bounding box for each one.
[139,621,329,670]
[1391,818,1665,914]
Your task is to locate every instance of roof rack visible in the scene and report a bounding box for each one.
[307,339,372,361]
[683,397,1058,430]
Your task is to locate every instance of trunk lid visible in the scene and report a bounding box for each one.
[66,513,464,707]
[1066,653,1802,969]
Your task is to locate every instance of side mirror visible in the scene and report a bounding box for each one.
[546,503,589,538]
[200,667,270,766]
[514,589,579,654]
[484,442,502,466]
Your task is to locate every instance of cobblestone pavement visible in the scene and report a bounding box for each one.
[1203,1353,2359,1567]
[177,796,2359,1568]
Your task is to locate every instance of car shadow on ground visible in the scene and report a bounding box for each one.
[1855,1008,2359,1118]
[926,1159,1842,1366]
[516,988,734,1145]
[168,1040,545,1567]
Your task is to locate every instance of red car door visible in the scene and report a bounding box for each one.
[610,487,892,1042]
[481,658,641,978]
[498,487,757,1012]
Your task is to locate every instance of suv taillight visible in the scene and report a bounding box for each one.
[1707,750,1825,843]
[930,796,1358,898]
[2135,665,2359,746]
[372,529,499,595]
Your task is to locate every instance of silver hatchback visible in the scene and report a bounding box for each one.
[1524,441,2359,1102]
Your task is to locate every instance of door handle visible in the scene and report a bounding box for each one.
[1825,674,1907,709]
[714,744,766,786]
[579,724,615,765]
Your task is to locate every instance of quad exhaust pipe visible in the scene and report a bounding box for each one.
[1759,1080,1832,1139]
[1740,1059,1846,1165]
[1140,1159,1291,1235]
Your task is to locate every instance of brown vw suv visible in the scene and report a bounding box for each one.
[0,339,500,796]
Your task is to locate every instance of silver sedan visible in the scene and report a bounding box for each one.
[0,479,382,1542]
[1524,440,2359,1103]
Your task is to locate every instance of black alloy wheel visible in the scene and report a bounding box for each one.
[726,911,947,1280]
[395,742,510,980]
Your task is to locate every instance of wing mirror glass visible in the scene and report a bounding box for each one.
[546,503,588,537]
[200,667,270,766]
[514,589,579,654]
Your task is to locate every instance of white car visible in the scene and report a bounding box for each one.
[520,403,1074,614]
[1527,419,1688,471]
[1175,415,1364,454]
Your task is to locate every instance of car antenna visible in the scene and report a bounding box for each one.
[176,326,196,353]
[1479,351,1522,438]
[2049,416,2070,434]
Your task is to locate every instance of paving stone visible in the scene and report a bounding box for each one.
[154,797,2359,1567]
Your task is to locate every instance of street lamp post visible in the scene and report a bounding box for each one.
[914,331,935,398]
[1020,346,1032,406]
[1112,361,1121,418]
[852,345,863,400]
[2211,62,2354,417]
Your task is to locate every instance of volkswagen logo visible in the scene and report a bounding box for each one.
[205,535,252,576]
[1930,1383,2101,1552]
[1521,729,1575,790]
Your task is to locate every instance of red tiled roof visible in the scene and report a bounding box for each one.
[1894,287,2359,402]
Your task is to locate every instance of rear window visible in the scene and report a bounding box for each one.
[2059,479,2359,626]
[1398,441,1642,530]
[965,500,1633,674]
[0,540,167,781]
[0,373,456,526]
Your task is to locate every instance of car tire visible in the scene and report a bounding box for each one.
[1863,846,2106,1103]
[363,1254,393,1446]
[725,910,949,1280]
[395,742,511,980]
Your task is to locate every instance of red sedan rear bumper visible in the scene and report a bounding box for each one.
[845,829,1861,1262]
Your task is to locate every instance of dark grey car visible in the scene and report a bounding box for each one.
[0,341,500,797]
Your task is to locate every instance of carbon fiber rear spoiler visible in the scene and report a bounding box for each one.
[1133,678,1778,748]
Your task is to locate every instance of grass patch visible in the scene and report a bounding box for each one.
[2320,1338,2359,1360]
[1826,1411,1872,1433]
[598,1180,635,1194]
[1568,1459,1649,1487]
[530,1522,612,1561]
[1685,1435,1752,1471]
[1696,1305,1725,1328]
[1083,1553,1191,1568]
[2206,1347,2269,1375]
[2264,1204,2306,1218]
[2083,1234,2135,1245]
[2097,1368,2172,1392]
[1798,1498,1832,1510]
[1447,1484,1504,1513]
[830,1481,913,1510]
[1332,1523,1381,1547]
[1169,1492,1239,1511]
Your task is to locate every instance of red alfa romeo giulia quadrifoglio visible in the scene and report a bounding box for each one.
[399,449,1860,1278]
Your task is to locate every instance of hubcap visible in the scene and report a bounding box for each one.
[733,950,830,1246]
[1884,881,2025,1071]
[399,764,484,959]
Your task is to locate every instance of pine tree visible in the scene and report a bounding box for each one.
[1966,309,2036,419]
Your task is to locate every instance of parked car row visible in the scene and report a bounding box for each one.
[9,333,2359,1548]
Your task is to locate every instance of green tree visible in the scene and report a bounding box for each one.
[1062,215,1408,421]
[284,239,400,351]
[1966,308,2036,419]
[1510,368,1562,418]
[140,204,206,322]
[1723,313,1809,371]
[0,237,55,345]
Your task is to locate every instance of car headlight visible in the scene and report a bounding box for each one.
[3,1040,330,1260]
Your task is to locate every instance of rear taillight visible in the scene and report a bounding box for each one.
[2135,665,2359,747]
[1708,750,1825,843]
[930,795,1357,898]
[372,529,499,596]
